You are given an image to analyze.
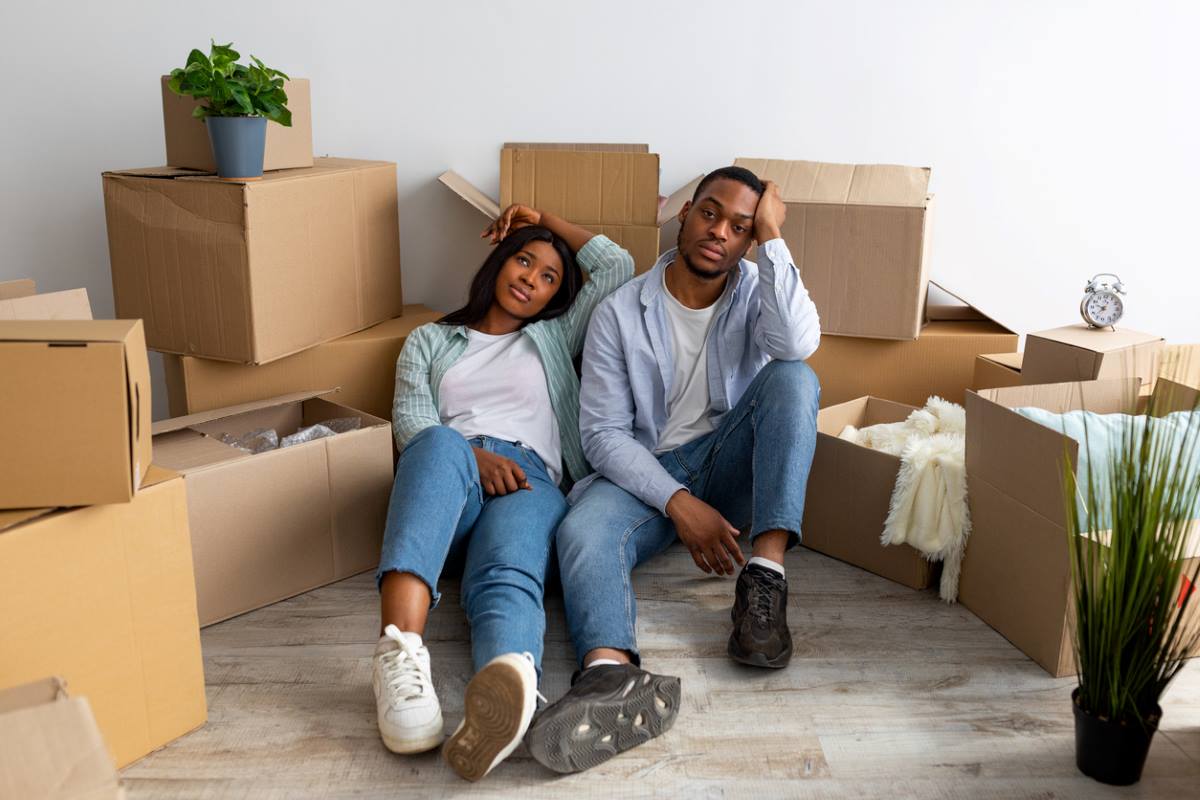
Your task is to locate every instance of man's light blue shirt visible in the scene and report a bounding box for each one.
[572,239,821,513]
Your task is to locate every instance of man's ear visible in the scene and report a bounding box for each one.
[677,200,691,225]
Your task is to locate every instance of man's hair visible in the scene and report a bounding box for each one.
[691,165,765,202]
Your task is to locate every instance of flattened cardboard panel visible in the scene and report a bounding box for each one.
[0,476,206,767]
[734,158,930,207]
[807,322,1017,408]
[958,475,1073,675]
[162,76,314,172]
[503,142,649,153]
[184,446,333,626]
[501,148,659,226]
[438,170,500,219]
[164,308,440,421]
[585,224,660,275]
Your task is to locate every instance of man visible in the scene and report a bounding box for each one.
[525,166,821,773]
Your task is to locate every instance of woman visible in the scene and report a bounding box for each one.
[371,203,634,782]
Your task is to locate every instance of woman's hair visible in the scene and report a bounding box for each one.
[439,225,582,328]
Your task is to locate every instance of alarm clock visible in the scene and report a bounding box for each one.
[1080,273,1125,329]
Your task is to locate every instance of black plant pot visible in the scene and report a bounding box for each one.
[205,116,268,180]
[1072,688,1161,786]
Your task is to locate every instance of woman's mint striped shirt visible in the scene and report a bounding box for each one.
[391,235,634,485]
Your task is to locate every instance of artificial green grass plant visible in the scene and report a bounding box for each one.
[1065,381,1200,726]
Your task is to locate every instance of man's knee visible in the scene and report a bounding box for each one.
[759,359,820,409]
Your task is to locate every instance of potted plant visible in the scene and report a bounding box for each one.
[1063,380,1200,785]
[168,40,292,180]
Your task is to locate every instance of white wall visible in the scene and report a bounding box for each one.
[2,1,1197,419]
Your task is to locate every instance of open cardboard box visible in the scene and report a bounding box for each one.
[973,352,1024,391]
[958,378,1199,676]
[802,396,936,590]
[103,157,404,364]
[0,319,151,509]
[734,158,933,340]
[161,76,314,172]
[152,391,393,626]
[0,677,122,799]
[440,143,702,274]
[0,467,207,768]
[807,281,1018,408]
[164,305,442,421]
[0,278,92,320]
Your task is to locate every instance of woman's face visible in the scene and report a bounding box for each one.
[492,239,564,319]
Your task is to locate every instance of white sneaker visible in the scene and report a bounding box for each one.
[372,624,444,754]
[443,652,542,781]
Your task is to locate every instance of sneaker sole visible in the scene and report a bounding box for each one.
[381,727,444,755]
[727,638,792,669]
[525,672,681,774]
[443,661,527,781]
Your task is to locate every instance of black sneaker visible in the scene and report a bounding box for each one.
[728,563,792,668]
[524,663,680,773]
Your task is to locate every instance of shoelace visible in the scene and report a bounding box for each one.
[519,651,548,704]
[379,630,431,704]
[747,570,784,626]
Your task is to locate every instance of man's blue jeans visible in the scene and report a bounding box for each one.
[377,425,567,675]
[556,360,820,666]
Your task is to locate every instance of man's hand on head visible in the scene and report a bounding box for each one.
[753,180,786,244]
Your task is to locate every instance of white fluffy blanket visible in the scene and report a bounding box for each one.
[838,397,971,602]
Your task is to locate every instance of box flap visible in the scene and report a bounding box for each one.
[0,319,137,344]
[734,158,930,207]
[980,351,1024,370]
[503,142,649,153]
[438,170,500,220]
[0,288,93,321]
[152,389,337,435]
[1027,324,1164,352]
[103,165,210,178]
[0,465,179,534]
[927,280,1014,332]
[0,676,67,713]
[1150,378,1200,415]
[657,174,704,226]
[0,279,36,300]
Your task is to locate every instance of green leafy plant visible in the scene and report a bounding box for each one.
[168,40,292,126]
[1065,379,1200,728]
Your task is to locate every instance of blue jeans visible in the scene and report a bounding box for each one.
[377,425,567,675]
[556,360,819,666]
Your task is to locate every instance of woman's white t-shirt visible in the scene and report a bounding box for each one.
[437,329,562,484]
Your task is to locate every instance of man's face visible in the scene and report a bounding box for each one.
[675,178,759,279]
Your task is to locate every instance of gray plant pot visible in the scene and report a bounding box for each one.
[205,116,268,180]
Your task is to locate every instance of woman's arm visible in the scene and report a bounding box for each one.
[484,205,594,253]
[391,326,443,451]
[551,234,635,357]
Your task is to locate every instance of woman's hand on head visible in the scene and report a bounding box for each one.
[472,446,533,495]
[483,204,541,244]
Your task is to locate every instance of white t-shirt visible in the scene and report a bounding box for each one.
[438,329,562,484]
[655,268,719,454]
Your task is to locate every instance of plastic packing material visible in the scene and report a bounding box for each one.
[221,427,279,454]
[279,417,362,449]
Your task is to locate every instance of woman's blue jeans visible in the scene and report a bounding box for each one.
[376,425,567,675]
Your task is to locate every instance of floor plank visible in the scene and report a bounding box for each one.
[122,545,1200,798]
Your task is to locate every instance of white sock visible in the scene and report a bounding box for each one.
[585,658,623,669]
[747,556,785,578]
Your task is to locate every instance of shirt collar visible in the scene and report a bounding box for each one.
[642,247,746,310]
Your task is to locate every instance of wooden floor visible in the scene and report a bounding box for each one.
[122,545,1200,799]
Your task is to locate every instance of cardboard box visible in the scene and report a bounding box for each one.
[0,319,152,509]
[958,379,1198,676]
[802,397,936,590]
[161,76,314,172]
[0,677,123,800]
[733,158,933,340]
[152,391,394,626]
[1160,344,1200,390]
[806,282,1017,408]
[103,157,404,364]
[163,306,441,421]
[1022,324,1164,389]
[0,279,92,320]
[0,467,207,767]
[972,352,1024,390]
[440,144,701,274]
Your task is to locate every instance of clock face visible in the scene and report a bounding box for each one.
[1085,290,1124,326]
